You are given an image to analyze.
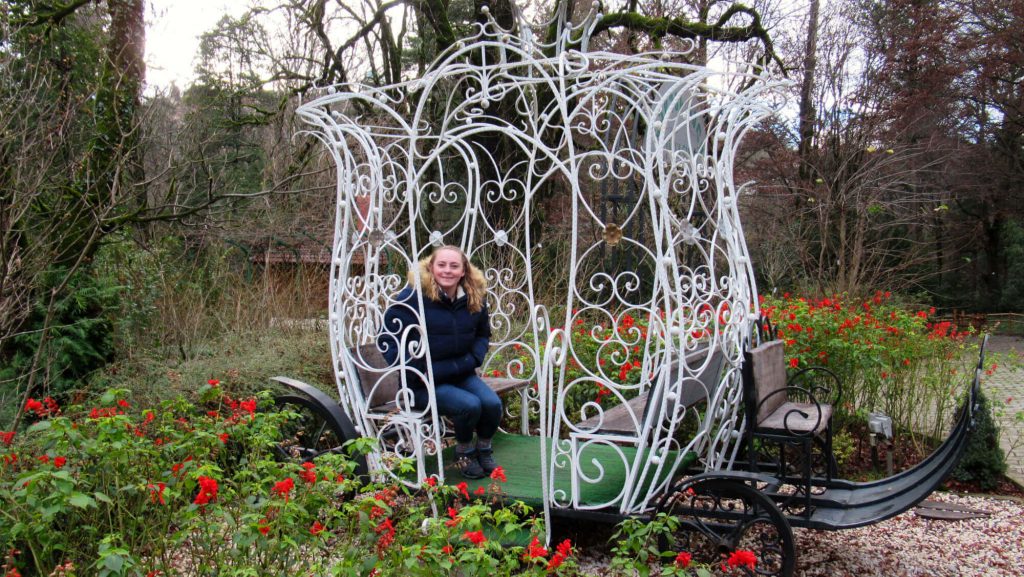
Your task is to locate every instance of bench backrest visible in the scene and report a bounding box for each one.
[647,346,728,424]
[350,344,403,409]
[742,339,787,425]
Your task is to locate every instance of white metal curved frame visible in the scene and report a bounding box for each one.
[296,5,784,520]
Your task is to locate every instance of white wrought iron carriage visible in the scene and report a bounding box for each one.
[272,7,984,576]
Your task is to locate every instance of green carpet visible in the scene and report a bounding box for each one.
[429,432,694,510]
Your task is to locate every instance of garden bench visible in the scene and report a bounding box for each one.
[578,347,727,435]
[742,338,841,511]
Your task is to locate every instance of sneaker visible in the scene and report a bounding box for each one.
[477,447,497,475]
[454,449,486,479]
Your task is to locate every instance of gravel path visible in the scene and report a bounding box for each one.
[793,492,1023,577]
[575,492,1024,576]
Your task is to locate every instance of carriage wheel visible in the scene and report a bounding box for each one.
[656,477,795,577]
[273,394,352,464]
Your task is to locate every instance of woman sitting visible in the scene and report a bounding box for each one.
[378,245,501,479]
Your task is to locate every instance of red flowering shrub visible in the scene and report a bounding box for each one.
[761,293,977,439]
[1,387,581,577]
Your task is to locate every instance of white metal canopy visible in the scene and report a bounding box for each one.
[296,5,784,520]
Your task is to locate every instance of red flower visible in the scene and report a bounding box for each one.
[463,530,486,545]
[442,545,454,554]
[258,518,270,535]
[117,399,130,409]
[490,465,507,482]
[272,477,295,501]
[171,456,193,478]
[375,518,396,556]
[0,431,14,446]
[148,482,166,505]
[523,536,548,559]
[53,456,66,468]
[240,399,257,416]
[727,549,757,570]
[457,481,470,500]
[674,551,692,568]
[194,475,218,506]
[445,507,461,527]
[310,521,325,535]
[218,433,229,444]
[474,485,486,496]
[546,538,572,570]
[788,357,799,369]
[89,407,118,419]
[423,476,437,487]
[24,398,44,416]
[300,462,317,484]
[208,379,220,386]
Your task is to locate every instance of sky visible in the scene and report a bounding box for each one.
[145,0,248,90]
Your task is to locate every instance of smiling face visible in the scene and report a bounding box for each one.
[431,248,465,297]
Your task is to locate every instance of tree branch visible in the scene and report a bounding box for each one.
[585,3,785,72]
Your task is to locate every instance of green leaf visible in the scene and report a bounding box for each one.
[68,492,97,508]
[103,554,124,572]
[27,420,53,433]
[94,491,113,504]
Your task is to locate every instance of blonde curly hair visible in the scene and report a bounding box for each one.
[407,245,488,313]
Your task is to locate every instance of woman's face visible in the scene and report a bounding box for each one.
[431,248,465,294]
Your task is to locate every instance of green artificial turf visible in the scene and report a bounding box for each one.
[429,432,695,510]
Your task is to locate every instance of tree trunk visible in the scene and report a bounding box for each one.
[797,0,819,180]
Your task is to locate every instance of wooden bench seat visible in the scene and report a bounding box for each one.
[577,391,651,434]
[576,347,726,435]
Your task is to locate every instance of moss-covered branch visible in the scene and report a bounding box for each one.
[13,0,94,27]
[586,3,784,71]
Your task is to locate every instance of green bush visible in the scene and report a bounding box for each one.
[0,266,120,411]
[951,389,1007,491]
[1,388,578,577]
[760,293,976,442]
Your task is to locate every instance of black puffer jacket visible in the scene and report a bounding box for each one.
[378,286,490,386]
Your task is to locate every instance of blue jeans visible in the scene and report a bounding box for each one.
[413,374,502,444]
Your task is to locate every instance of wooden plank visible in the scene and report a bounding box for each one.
[914,499,991,520]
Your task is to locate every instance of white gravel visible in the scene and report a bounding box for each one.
[576,492,1024,577]
[794,492,1024,577]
